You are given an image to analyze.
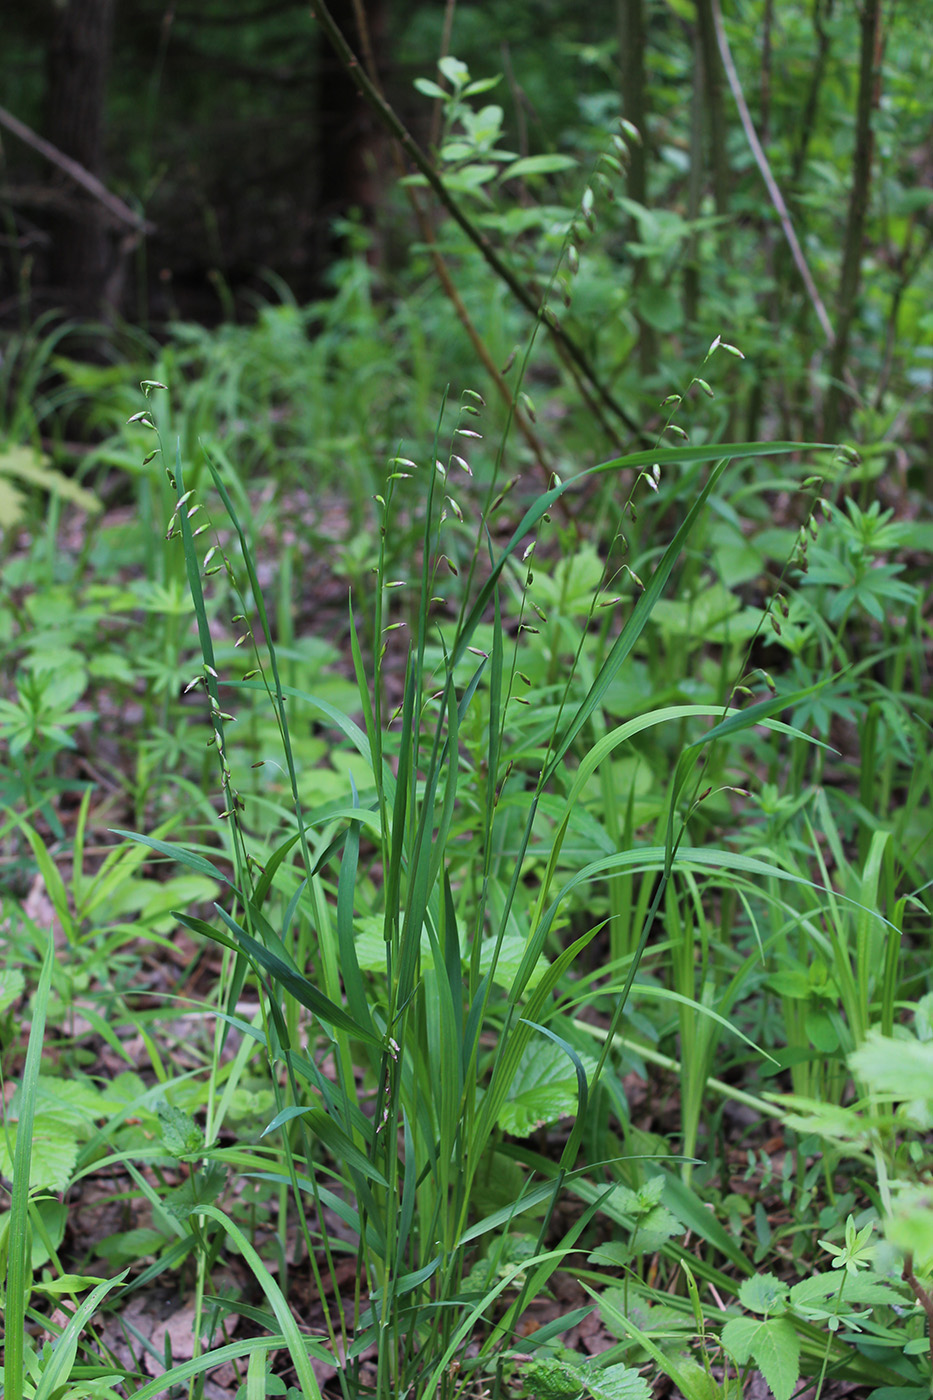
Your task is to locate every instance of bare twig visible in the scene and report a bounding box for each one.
[709,0,835,348]
[0,103,154,236]
[343,0,565,487]
[307,0,643,440]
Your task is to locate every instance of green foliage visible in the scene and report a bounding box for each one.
[1,10,932,1398]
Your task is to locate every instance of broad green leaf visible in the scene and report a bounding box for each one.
[885,1187,933,1270]
[161,1162,227,1221]
[721,1315,800,1400]
[157,1101,205,1157]
[0,967,24,1014]
[583,1362,652,1400]
[478,933,549,991]
[849,1031,933,1104]
[790,1269,901,1310]
[9,1075,106,1126]
[0,1198,66,1270]
[0,444,100,517]
[414,77,447,100]
[31,1272,111,1296]
[497,1040,597,1136]
[635,282,682,332]
[0,1114,78,1191]
[738,1272,789,1315]
[0,474,26,526]
[651,581,761,643]
[438,55,469,88]
[519,1358,583,1400]
[503,153,577,179]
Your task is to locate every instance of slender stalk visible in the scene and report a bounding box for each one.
[307,0,644,438]
[824,0,884,438]
[791,0,834,185]
[711,0,835,350]
[617,0,655,375]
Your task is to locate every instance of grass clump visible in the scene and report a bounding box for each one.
[1,38,932,1400]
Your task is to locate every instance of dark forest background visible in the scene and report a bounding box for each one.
[2,0,627,321]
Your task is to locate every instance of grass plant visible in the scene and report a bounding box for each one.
[1,30,931,1393]
[1,328,930,1393]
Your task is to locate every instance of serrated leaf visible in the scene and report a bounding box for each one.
[161,1162,227,1221]
[790,1269,899,1310]
[721,1315,800,1400]
[849,1031,933,1104]
[0,967,25,1015]
[588,1241,631,1268]
[0,444,100,513]
[738,1272,789,1315]
[0,1114,79,1190]
[628,1204,682,1253]
[668,1357,726,1400]
[10,1074,107,1126]
[582,1362,652,1400]
[0,474,27,526]
[496,1039,596,1137]
[521,1358,583,1400]
[591,1181,684,1254]
[633,1175,665,1209]
[157,1101,205,1157]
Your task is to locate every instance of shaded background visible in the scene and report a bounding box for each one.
[0,0,620,324]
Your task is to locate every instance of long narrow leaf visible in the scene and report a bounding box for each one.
[6,935,55,1400]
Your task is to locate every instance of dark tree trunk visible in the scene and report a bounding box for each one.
[824,0,884,439]
[695,0,728,215]
[45,0,115,315]
[315,0,389,268]
[617,0,655,375]
[617,0,647,209]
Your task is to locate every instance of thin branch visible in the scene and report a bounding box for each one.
[307,0,643,440]
[709,0,835,348]
[0,104,154,236]
[343,0,565,487]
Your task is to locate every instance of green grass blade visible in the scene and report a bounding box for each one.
[541,457,731,779]
[109,830,234,885]
[5,934,55,1400]
[197,1205,325,1400]
[216,914,382,1046]
[336,784,374,1037]
[32,1271,129,1400]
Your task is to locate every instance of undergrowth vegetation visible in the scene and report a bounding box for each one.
[2,7,933,1400]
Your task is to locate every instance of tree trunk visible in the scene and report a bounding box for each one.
[824,0,884,439]
[315,0,389,269]
[617,0,655,375]
[45,0,115,315]
[695,0,728,216]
